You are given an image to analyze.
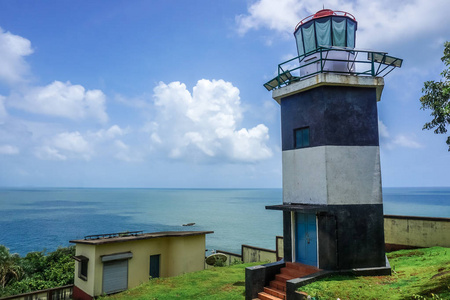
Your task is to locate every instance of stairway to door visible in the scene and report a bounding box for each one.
[255,262,320,300]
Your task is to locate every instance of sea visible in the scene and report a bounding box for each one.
[0,187,449,257]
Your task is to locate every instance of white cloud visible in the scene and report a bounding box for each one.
[35,131,93,161]
[0,27,33,85]
[94,125,127,140]
[379,120,422,149]
[0,144,19,155]
[236,0,450,49]
[391,135,423,149]
[0,95,7,122]
[9,81,108,123]
[113,140,141,162]
[378,120,390,139]
[149,79,272,163]
[236,0,304,36]
[34,145,67,161]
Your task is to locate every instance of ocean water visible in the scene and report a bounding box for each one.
[0,187,449,256]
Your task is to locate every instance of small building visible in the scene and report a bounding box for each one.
[70,230,213,300]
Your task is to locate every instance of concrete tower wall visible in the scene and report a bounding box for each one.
[281,86,379,150]
[281,86,382,206]
[275,75,387,270]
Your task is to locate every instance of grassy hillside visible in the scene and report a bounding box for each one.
[102,262,261,300]
[103,247,450,300]
[301,247,450,299]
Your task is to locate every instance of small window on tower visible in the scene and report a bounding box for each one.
[295,127,310,148]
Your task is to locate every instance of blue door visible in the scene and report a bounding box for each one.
[295,213,317,266]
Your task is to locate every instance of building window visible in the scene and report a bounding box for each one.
[74,255,89,281]
[295,127,310,148]
[80,259,88,280]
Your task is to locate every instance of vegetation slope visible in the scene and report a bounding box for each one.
[104,247,449,300]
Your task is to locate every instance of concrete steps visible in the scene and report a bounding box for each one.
[256,262,320,300]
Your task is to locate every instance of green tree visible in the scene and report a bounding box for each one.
[420,41,450,151]
[0,246,75,297]
[0,246,22,288]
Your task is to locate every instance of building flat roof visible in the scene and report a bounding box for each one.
[70,230,214,245]
[266,204,328,212]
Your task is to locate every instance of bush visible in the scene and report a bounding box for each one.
[0,245,75,297]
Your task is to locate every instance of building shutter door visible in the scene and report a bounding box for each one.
[103,259,128,294]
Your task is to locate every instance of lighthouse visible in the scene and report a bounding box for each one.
[246,8,402,300]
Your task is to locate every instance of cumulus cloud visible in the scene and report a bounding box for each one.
[236,0,450,49]
[149,79,272,163]
[93,125,127,140]
[0,27,33,85]
[236,0,304,36]
[0,96,7,122]
[34,145,67,161]
[378,120,390,139]
[113,140,142,162]
[9,81,108,123]
[35,131,93,161]
[379,120,422,149]
[390,135,423,149]
[0,144,19,155]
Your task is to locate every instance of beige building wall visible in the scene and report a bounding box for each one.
[74,234,207,297]
[276,236,284,260]
[166,235,206,277]
[384,216,450,248]
[74,243,97,297]
[242,245,277,263]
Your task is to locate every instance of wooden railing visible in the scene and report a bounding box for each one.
[0,284,73,300]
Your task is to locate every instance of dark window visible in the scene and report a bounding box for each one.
[295,127,310,148]
[79,259,88,281]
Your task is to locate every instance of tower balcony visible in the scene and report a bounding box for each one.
[264,46,402,92]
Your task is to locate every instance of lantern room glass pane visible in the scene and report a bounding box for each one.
[332,17,346,47]
[315,18,331,48]
[295,30,305,56]
[347,20,356,48]
[302,23,316,53]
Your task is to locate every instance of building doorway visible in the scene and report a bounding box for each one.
[295,213,318,266]
[150,254,160,278]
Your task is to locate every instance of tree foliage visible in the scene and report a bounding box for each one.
[0,246,75,297]
[0,245,22,288]
[420,41,450,151]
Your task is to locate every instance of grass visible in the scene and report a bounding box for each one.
[100,262,261,300]
[101,247,450,300]
[300,247,450,300]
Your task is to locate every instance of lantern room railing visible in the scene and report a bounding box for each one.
[264,46,403,91]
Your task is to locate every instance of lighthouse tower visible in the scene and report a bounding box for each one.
[246,10,402,299]
[265,9,402,271]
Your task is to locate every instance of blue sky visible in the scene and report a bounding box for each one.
[0,0,449,188]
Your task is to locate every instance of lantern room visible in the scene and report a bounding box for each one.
[294,9,357,56]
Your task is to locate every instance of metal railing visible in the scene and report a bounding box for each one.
[264,46,402,91]
[84,230,144,240]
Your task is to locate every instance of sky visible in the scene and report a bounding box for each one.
[0,0,449,188]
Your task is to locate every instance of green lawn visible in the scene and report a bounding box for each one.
[102,247,450,300]
[101,262,261,300]
[300,247,450,299]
